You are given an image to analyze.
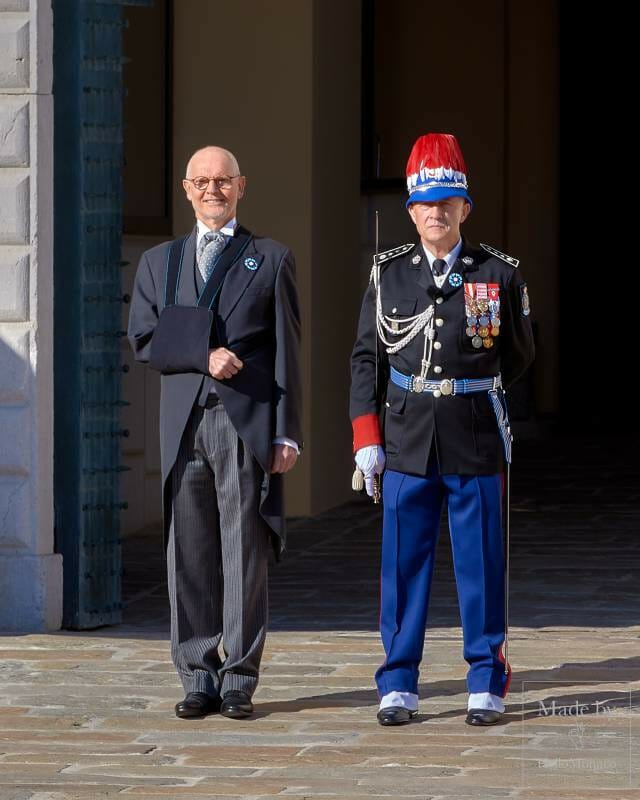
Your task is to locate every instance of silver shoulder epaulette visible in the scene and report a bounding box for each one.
[375,243,415,266]
[480,243,519,268]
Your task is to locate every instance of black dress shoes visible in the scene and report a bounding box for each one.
[174,692,220,719]
[376,706,417,726]
[465,708,503,726]
[220,690,254,719]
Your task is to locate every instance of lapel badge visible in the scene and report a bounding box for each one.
[244,256,259,271]
[411,253,422,265]
[462,256,473,265]
[448,272,463,288]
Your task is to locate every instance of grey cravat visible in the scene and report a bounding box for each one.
[197,231,226,282]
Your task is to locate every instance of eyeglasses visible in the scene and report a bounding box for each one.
[184,175,241,191]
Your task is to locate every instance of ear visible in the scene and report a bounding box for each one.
[407,203,417,225]
[237,176,246,200]
[461,201,471,223]
[182,179,192,202]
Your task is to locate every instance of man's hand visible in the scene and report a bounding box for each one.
[208,347,243,379]
[355,445,386,497]
[270,444,298,474]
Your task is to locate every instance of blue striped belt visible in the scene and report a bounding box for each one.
[389,366,512,463]
[390,366,502,395]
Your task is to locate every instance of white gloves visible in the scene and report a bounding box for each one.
[355,445,386,497]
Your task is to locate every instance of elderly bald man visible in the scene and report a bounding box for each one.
[128,146,302,719]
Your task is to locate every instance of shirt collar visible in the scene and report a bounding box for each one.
[196,217,237,245]
[421,238,463,273]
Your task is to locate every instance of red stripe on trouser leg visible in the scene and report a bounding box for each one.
[352,413,383,452]
[497,641,512,698]
[499,474,509,697]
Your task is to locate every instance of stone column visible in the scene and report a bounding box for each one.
[0,1,62,631]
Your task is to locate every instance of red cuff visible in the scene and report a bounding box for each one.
[352,413,383,452]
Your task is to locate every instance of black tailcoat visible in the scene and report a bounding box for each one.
[127,226,302,554]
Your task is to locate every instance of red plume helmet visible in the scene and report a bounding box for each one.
[405,133,472,208]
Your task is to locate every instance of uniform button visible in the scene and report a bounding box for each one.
[392,307,397,313]
[433,341,442,350]
[435,318,444,327]
[433,389,442,398]
[385,401,390,407]
[434,365,443,374]
[436,297,444,305]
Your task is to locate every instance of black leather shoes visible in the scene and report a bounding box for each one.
[465,708,503,726]
[174,692,220,719]
[376,706,417,726]
[220,690,254,719]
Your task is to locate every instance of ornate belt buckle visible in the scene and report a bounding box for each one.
[412,375,425,393]
[440,379,453,396]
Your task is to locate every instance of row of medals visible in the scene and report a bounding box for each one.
[465,298,499,349]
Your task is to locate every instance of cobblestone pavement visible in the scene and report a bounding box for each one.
[1,434,639,799]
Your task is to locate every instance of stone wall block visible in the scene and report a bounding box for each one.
[0,96,29,165]
[0,323,29,404]
[0,169,29,244]
[0,248,28,321]
[0,13,29,89]
[0,475,30,550]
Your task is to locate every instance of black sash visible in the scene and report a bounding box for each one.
[149,227,253,374]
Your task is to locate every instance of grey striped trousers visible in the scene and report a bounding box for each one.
[167,400,270,698]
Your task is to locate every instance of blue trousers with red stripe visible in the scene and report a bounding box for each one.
[375,465,509,698]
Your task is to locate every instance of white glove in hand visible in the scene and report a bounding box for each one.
[355,445,386,497]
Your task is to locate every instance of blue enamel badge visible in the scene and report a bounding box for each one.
[448,272,463,287]
[244,257,259,271]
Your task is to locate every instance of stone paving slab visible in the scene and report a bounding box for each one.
[1,435,640,799]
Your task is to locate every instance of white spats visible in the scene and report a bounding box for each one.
[468,692,505,712]
[379,691,419,712]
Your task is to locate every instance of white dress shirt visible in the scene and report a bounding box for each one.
[422,238,463,289]
[196,217,237,246]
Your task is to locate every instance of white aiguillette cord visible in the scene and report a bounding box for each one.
[370,214,435,383]
[353,212,435,502]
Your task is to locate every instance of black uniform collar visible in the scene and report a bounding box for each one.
[456,237,483,275]
[411,236,484,301]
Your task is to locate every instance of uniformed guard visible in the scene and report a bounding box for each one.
[350,133,535,726]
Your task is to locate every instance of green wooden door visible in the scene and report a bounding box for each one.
[53,0,153,629]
